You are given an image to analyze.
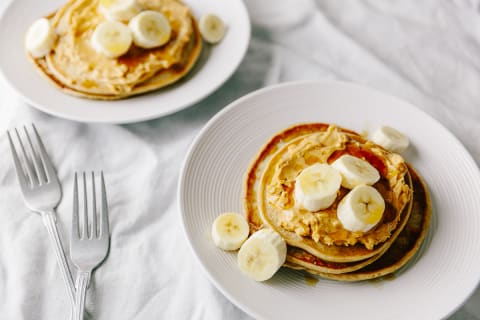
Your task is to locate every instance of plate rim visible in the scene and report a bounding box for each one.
[0,0,251,124]
[178,80,480,319]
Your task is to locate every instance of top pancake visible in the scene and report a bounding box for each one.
[28,0,202,100]
[244,123,412,263]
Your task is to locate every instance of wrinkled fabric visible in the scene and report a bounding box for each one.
[1,0,480,319]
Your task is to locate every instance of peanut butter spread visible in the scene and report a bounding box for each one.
[262,125,411,249]
[27,0,201,99]
[47,0,194,95]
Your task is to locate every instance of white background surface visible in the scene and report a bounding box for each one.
[1,0,480,319]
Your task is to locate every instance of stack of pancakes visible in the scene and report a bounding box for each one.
[27,0,202,100]
[244,123,431,281]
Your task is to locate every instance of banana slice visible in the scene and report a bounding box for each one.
[294,163,342,212]
[211,212,249,251]
[25,18,57,58]
[199,13,226,44]
[128,11,171,49]
[331,155,380,189]
[371,126,410,154]
[99,0,141,22]
[237,229,287,282]
[337,184,385,232]
[91,21,132,58]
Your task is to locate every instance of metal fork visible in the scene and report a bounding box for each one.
[7,125,76,305]
[70,172,110,320]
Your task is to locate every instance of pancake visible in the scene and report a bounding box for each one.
[27,0,202,100]
[244,123,412,263]
[308,164,431,281]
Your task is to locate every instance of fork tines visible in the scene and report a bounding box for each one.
[72,172,109,240]
[7,124,56,188]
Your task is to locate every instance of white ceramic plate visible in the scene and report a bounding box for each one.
[179,81,480,319]
[0,0,250,123]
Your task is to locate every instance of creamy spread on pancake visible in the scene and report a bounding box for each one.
[261,125,411,250]
[26,0,202,99]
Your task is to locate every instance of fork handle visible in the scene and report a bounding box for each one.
[42,210,76,305]
[74,271,90,320]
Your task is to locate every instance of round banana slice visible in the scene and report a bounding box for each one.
[294,163,342,212]
[237,229,287,282]
[331,154,380,189]
[371,126,409,154]
[25,18,57,58]
[91,21,132,58]
[337,184,385,232]
[211,212,249,251]
[199,13,226,44]
[128,10,171,49]
[99,0,141,22]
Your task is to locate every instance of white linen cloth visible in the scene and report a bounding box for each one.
[1,0,480,319]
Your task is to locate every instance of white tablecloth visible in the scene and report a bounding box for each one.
[1,0,480,319]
